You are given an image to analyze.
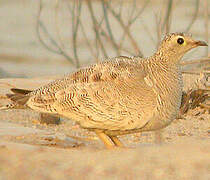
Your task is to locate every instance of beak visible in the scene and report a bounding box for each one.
[194,40,208,46]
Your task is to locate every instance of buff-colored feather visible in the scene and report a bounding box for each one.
[2,33,207,147]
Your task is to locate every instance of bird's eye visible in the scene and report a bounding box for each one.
[177,38,184,45]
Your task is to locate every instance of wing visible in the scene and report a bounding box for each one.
[27,57,157,131]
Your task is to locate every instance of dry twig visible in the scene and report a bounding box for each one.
[37,0,75,65]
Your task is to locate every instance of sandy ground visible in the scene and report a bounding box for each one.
[0,76,209,180]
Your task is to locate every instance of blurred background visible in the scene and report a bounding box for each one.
[0,0,209,78]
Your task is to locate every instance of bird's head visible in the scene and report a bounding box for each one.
[156,33,208,63]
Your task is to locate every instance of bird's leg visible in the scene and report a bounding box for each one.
[94,131,115,149]
[154,130,163,144]
[108,136,124,147]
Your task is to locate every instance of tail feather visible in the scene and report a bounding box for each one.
[10,88,32,95]
[6,93,30,106]
[0,88,32,110]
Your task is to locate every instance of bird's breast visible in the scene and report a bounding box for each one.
[143,67,183,130]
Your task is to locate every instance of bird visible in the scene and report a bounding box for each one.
[1,33,207,148]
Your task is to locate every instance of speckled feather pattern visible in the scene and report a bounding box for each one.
[5,32,204,137]
[26,57,157,132]
[23,54,183,135]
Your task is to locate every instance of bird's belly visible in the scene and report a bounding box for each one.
[78,104,155,131]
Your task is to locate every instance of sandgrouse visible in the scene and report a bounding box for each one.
[1,33,208,148]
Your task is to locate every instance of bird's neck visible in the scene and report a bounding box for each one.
[152,48,183,65]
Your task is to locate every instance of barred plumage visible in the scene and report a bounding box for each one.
[2,33,207,148]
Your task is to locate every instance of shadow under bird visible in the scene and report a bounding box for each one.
[1,33,207,148]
